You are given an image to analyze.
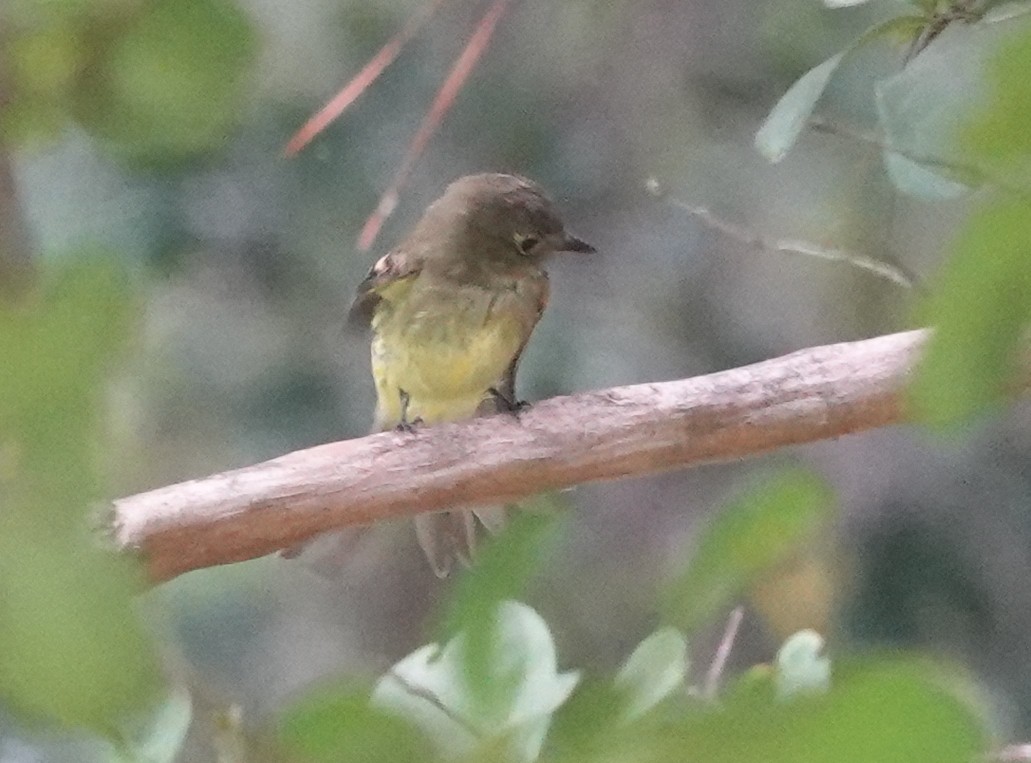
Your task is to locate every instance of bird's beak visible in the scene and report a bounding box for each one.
[561,233,596,254]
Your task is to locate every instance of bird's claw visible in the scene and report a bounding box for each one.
[489,387,531,415]
[394,416,423,434]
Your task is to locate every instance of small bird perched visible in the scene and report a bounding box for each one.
[349,173,594,576]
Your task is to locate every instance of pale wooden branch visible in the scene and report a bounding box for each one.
[115,329,939,583]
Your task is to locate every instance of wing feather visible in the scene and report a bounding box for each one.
[347,250,421,327]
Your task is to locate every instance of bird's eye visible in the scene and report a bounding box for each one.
[515,234,539,255]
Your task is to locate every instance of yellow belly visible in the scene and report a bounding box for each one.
[371,307,526,427]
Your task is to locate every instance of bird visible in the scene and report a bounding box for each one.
[349,172,594,576]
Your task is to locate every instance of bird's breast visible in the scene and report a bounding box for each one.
[370,280,539,424]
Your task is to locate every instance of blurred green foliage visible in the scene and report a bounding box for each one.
[911,199,1031,424]
[437,509,562,706]
[757,2,1031,427]
[911,21,1031,425]
[0,258,163,733]
[964,18,1031,178]
[281,690,429,763]
[2,0,256,162]
[663,468,834,632]
[283,598,987,763]
[678,657,986,763]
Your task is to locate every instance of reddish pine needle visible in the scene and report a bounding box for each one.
[283,0,453,157]
[357,0,514,251]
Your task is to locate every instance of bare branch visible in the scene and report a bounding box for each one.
[114,329,986,583]
[357,0,514,251]
[284,0,454,157]
[647,179,920,291]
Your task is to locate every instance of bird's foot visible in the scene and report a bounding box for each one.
[394,416,424,434]
[489,387,531,416]
[395,389,423,432]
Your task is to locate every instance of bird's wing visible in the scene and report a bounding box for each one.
[347,250,422,327]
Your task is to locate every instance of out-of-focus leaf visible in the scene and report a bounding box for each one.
[614,628,688,721]
[881,151,974,200]
[373,601,578,763]
[663,469,833,632]
[0,544,161,733]
[776,630,831,700]
[756,15,925,163]
[108,689,193,763]
[5,22,84,97]
[0,257,162,733]
[962,20,1031,185]
[438,509,561,705]
[910,199,1031,426]
[756,52,845,163]
[281,689,427,763]
[544,679,627,759]
[876,14,1031,198]
[2,0,126,23]
[74,0,256,162]
[673,659,987,762]
[908,23,1031,426]
[212,704,246,763]
[982,1,1031,23]
[823,0,873,6]
[0,12,83,145]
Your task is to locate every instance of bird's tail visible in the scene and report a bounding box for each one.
[414,505,507,577]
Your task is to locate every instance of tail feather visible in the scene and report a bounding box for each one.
[415,505,508,577]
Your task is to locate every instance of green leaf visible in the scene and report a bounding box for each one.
[74,0,256,162]
[0,543,161,733]
[961,18,1031,185]
[108,689,193,763]
[281,689,427,763]
[663,469,834,632]
[0,258,162,733]
[881,151,974,200]
[544,678,626,759]
[876,13,1031,198]
[374,601,579,763]
[756,52,845,163]
[910,198,1031,426]
[775,630,831,700]
[674,659,987,762]
[756,15,926,163]
[438,510,561,705]
[614,628,689,721]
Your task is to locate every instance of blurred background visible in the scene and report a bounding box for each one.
[4,0,1031,758]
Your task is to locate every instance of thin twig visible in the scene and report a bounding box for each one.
[648,179,919,291]
[703,607,744,701]
[284,0,453,156]
[358,0,514,251]
[905,0,982,63]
